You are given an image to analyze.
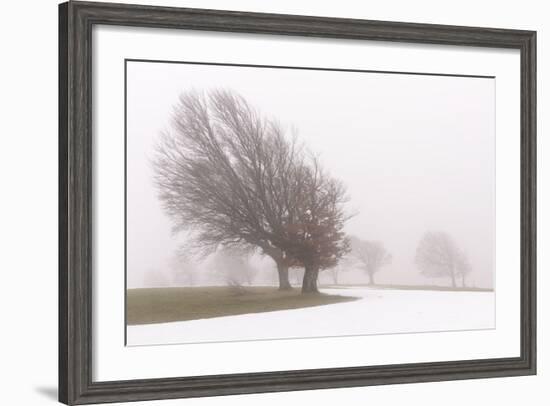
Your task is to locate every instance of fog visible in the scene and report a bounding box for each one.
[126,61,495,289]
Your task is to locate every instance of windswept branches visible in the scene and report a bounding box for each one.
[154,91,289,252]
[153,89,351,292]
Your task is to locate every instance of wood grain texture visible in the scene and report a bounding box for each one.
[58,1,537,404]
[58,2,69,404]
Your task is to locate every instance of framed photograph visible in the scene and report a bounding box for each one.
[59,1,536,404]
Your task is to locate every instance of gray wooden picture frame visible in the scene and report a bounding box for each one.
[59,1,536,404]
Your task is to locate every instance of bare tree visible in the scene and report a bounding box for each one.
[143,268,170,288]
[327,262,344,285]
[319,255,352,285]
[455,250,472,288]
[327,266,341,285]
[350,237,392,285]
[170,248,198,286]
[211,249,257,288]
[154,90,299,289]
[153,90,350,292]
[280,159,351,293]
[290,268,304,286]
[415,231,471,288]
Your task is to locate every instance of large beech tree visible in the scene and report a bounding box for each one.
[153,90,350,292]
[279,160,351,293]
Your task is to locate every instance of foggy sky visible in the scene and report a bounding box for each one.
[126,61,495,289]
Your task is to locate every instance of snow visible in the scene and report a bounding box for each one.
[126,287,495,346]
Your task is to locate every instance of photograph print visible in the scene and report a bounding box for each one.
[125,60,495,346]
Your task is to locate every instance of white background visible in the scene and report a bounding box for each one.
[93,25,517,380]
[0,0,547,405]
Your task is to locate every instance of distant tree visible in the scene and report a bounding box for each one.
[143,268,170,288]
[325,256,353,285]
[455,250,472,288]
[211,249,258,288]
[350,237,392,285]
[327,265,341,285]
[170,247,198,286]
[414,231,471,288]
[290,268,304,286]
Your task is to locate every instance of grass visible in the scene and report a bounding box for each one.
[328,283,494,292]
[127,286,357,325]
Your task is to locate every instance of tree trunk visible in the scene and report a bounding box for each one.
[302,265,319,293]
[368,271,375,285]
[262,246,291,290]
[276,262,291,290]
[461,274,465,288]
[450,272,457,288]
[293,269,301,285]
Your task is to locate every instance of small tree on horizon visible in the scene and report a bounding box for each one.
[455,250,472,288]
[414,231,471,288]
[210,248,258,288]
[324,255,354,285]
[350,237,392,285]
[170,248,197,286]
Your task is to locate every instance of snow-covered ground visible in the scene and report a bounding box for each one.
[127,287,495,346]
